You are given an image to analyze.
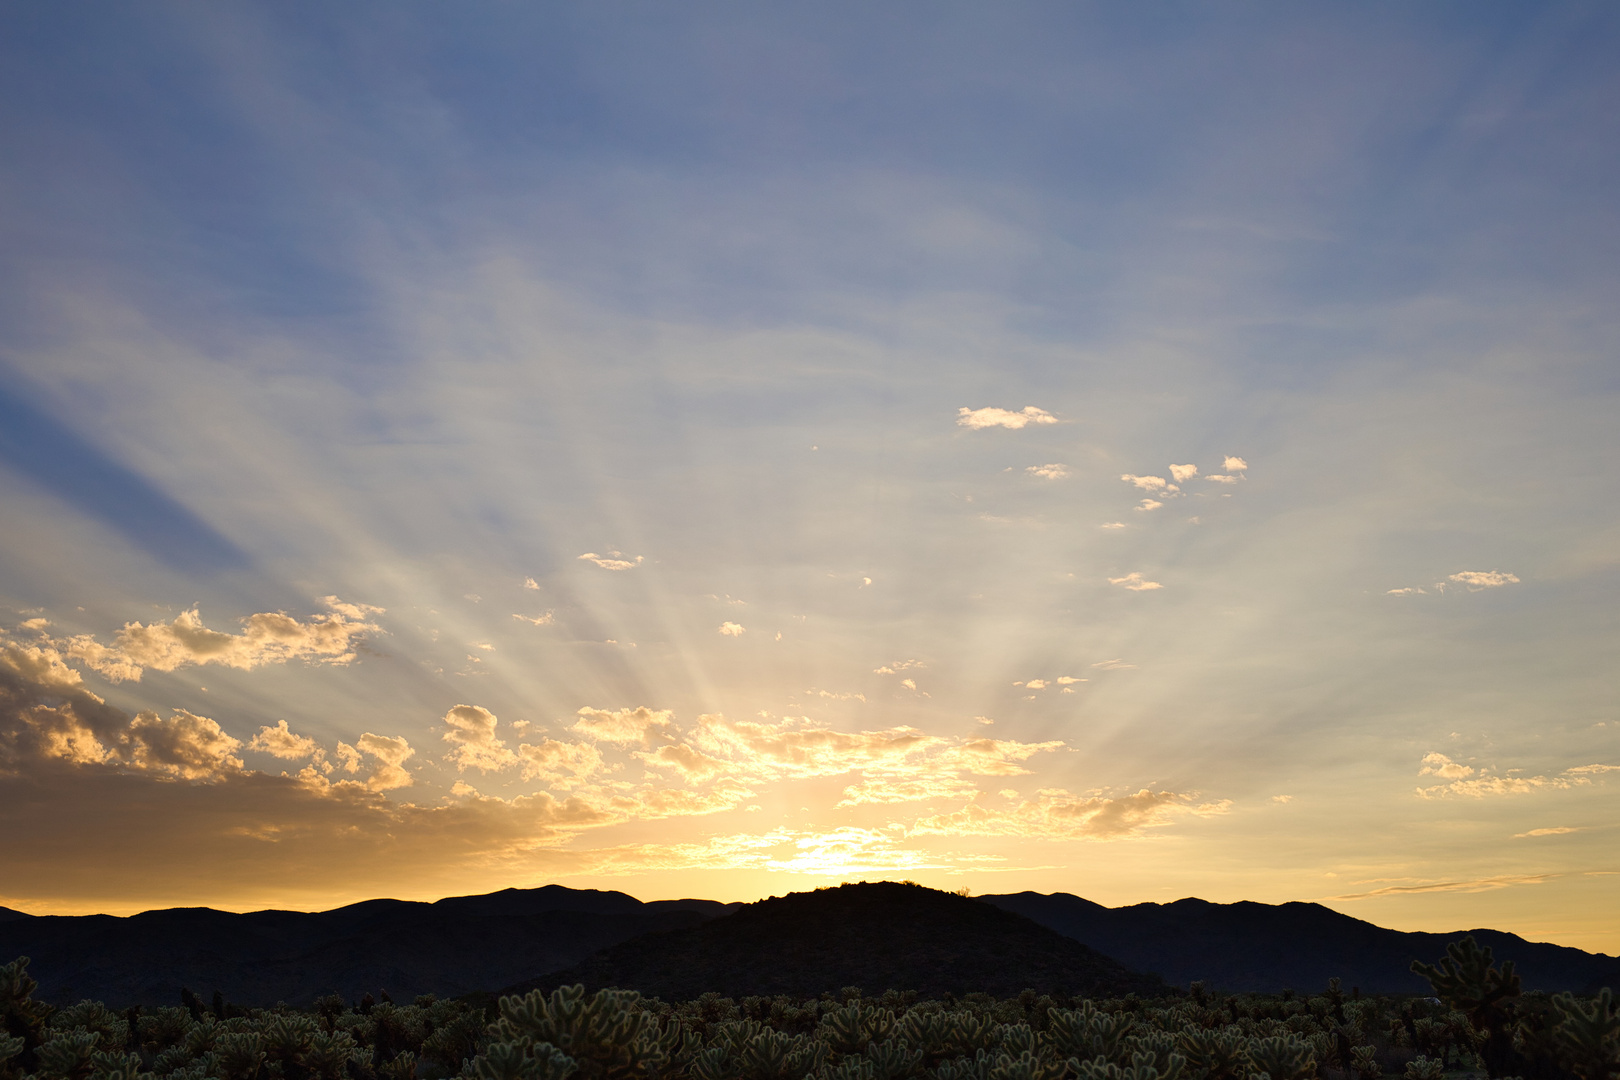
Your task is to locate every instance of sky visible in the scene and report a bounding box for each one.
[1,3,1618,954]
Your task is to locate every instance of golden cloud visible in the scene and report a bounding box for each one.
[56,598,382,683]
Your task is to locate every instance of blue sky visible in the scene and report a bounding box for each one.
[1,3,1617,951]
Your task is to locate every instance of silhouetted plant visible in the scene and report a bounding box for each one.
[1412,936,1521,1077]
[1548,989,1618,1080]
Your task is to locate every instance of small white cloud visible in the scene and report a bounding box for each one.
[1168,464,1198,482]
[1449,570,1520,589]
[472,642,495,651]
[464,594,481,603]
[513,612,555,625]
[1419,751,1474,779]
[1135,499,1163,512]
[1514,826,1581,838]
[956,406,1058,430]
[1567,763,1620,774]
[1388,587,1427,596]
[1206,474,1241,485]
[1099,522,1126,529]
[249,719,320,761]
[523,577,540,590]
[1026,463,1071,480]
[1109,572,1163,591]
[1055,676,1083,685]
[1121,473,1169,492]
[1271,794,1293,803]
[718,622,746,637]
[900,678,917,690]
[1025,679,1048,690]
[20,618,49,631]
[975,716,995,725]
[1224,456,1248,472]
[578,551,644,570]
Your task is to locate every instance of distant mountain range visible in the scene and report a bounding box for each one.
[519,881,1158,1001]
[1,883,1613,1007]
[977,892,1620,997]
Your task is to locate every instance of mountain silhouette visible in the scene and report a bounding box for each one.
[979,891,1619,994]
[0,885,735,1007]
[3,883,1614,1008]
[521,881,1163,1000]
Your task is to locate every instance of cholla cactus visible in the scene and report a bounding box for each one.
[213,1031,266,1080]
[1046,1006,1135,1065]
[1244,1036,1315,1080]
[472,1037,576,1080]
[1549,988,1619,1080]
[1349,1045,1381,1080]
[88,1051,147,1080]
[984,1049,1065,1080]
[1402,1056,1443,1080]
[817,1005,897,1056]
[488,986,679,1080]
[1069,1050,1184,1080]
[34,1030,102,1080]
[1178,1027,1247,1080]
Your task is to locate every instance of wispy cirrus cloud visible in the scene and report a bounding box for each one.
[1109,572,1163,591]
[578,552,643,570]
[913,788,1228,841]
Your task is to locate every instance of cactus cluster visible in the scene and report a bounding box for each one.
[2,941,1615,1080]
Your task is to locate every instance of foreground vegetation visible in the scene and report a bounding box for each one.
[1,938,1614,1080]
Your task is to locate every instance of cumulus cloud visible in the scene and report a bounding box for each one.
[1414,753,1597,798]
[1206,475,1241,485]
[1449,570,1520,589]
[636,741,732,783]
[56,598,383,683]
[578,552,643,570]
[441,704,518,772]
[956,406,1058,430]
[517,738,605,787]
[1515,826,1582,837]
[1419,751,1474,779]
[1026,463,1071,479]
[1224,456,1248,472]
[1135,499,1163,512]
[1024,679,1048,690]
[718,622,746,637]
[1122,474,1170,492]
[356,732,415,791]
[1055,676,1083,685]
[1100,522,1126,529]
[128,711,244,779]
[513,612,554,625]
[1387,587,1427,596]
[249,720,320,761]
[1108,572,1163,591]
[1168,464,1198,482]
[573,705,675,746]
[1567,763,1620,774]
[874,659,925,674]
